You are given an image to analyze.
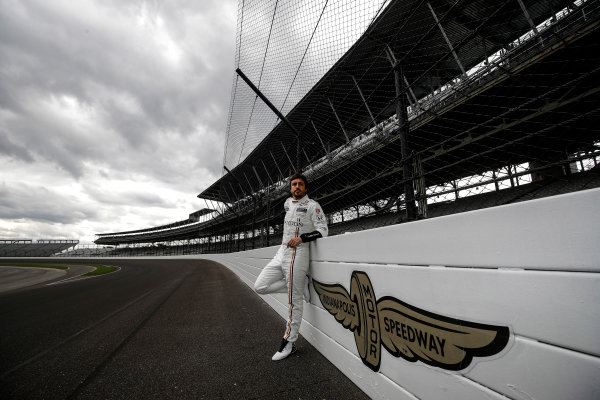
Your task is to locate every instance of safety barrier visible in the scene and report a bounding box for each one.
[204,188,600,399]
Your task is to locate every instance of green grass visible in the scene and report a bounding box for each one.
[81,264,118,276]
[0,262,117,276]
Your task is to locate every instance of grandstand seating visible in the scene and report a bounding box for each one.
[0,240,79,257]
[335,169,600,234]
[59,246,113,257]
[88,169,600,257]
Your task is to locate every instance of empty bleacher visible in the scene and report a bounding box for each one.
[85,168,599,257]
[330,169,600,235]
[0,239,79,257]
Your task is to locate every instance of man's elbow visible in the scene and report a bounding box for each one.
[300,230,326,242]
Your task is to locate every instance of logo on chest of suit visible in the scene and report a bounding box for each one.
[313,271,510,373]
[285,220,303,227]
[297,207,308,213]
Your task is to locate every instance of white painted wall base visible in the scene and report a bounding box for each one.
[202,188,600,400]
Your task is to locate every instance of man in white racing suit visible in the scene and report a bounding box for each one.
[254,173,328,361]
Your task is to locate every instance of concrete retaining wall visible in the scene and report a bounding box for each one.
[204,188,600,400]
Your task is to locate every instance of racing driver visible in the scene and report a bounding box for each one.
[254,173,328,360]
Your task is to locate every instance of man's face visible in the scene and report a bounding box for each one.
[290,178,307,200]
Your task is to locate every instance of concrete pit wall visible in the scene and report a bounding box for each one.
[205,188,600,400]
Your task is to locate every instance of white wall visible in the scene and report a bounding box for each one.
[204,188,600,400]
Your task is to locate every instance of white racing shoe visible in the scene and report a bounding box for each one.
[272,339,296,361]
[303,275,311,302]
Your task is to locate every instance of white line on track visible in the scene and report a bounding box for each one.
[47,265,121,286]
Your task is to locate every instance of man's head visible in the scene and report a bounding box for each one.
[289,173,308,200]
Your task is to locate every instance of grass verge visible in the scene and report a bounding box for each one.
[81,264,118,276]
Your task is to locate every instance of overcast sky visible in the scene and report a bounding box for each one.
[0,0,238,243]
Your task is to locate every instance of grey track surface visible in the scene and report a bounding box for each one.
[0,266,66,293]
[0,265,97,293]
[0,258,370,399]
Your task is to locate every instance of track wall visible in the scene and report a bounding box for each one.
[205,188,600,400]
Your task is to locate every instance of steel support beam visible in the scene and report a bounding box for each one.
[517,0,541,39]
[228,182,239,203]
[385,45,417,221]
[269,151,285,179]
[328,98,350,143]
[242,172,255,196]
[260,159,274,186]
[252,165,264,189]
[352,75,377,127]
[303,148,311,164]
[236,68,301,172]
[265,184,271,247]
[427,2,466,76]
[310,120,329,156]
[220,187,240,218]
[404,75,421,111]
[270,151,285,180]
[413,154,427,218]
[281,142,296,172]
[249,190,256,249]
[224,166,253,199]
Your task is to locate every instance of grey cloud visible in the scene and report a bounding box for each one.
[83,185,170,208]
[0,0,235,183]
[0,131,35,162]
[0,181,98,224]
[0,0,237,240]
[1,108,93,178]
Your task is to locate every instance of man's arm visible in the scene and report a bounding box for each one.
[300,230,322,242]
[287,230,319,247]
[300,202,328,242]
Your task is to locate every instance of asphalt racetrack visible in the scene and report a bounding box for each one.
[0,258,369,399]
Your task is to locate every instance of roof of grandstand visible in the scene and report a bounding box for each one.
[96,0,600,246]
[96,209,214,239]
[0,239,33,244]
[98,219,195,236]
[199,0,593,206]
[189,208,214,219]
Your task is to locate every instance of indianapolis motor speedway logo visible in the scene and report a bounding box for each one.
[313,271,510,372]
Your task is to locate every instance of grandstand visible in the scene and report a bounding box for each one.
[0,239,79,257]
[58,244,114,257]
[95,0,600,256]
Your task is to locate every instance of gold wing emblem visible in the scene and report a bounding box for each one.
[312,280,359,331]
[314,272,510,372]
[377,297,510,371]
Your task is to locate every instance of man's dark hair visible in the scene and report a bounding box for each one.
[289,173,308,189]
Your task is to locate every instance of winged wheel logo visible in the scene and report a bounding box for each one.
[313,271,510,372]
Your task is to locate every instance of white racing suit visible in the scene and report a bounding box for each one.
[254,194,328,343]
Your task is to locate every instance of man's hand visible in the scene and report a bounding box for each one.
[286,237,302,248]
